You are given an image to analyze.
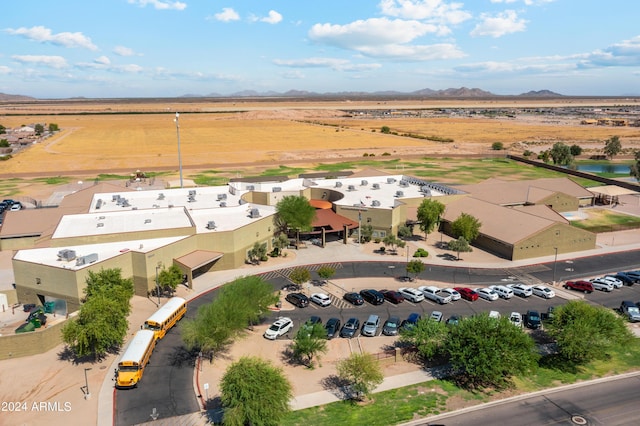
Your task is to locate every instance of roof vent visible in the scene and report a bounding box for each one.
[372,183,380,189]
[395,190,404,197]
[335,182,342,188]
[97,223,104,228]
[361,180,368,186]
[206,220,216,230]
[157,193,165,200]
[249,208,260,218]
[121,199,130,207]
[144,219,152,224]
[238,199,247,205]
[219,201,227,207]
[371,200,381,207]
[112,194,121,202]
[188,194,196,202]
[399,180,409,187]
[98,216,105,220]
[246,185,255,191]
[217,193,227,201]
[95,199,103,209]
[387,178,396,184]
[347,185,356,191]
[188,190,196,196]
[272,187,281,192]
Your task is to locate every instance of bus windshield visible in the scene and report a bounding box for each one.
[144,322,161,331]
[118,365,139,372]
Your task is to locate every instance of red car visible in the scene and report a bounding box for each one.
[381,290,405,304]
[453,287,479,301]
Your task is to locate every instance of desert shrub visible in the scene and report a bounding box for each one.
[413,248,429,257]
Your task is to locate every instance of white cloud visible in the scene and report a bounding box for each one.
[127,0,187,11]
[94,56,111,65]
[261,10,283,24]
[11,55,68,69]
[214,8,240,22]
[5,26,97,50]
[113,46,137,57]
[0,65,11,74]
[470,10,527,38]
[273,57,382,72]
[378,0,472,25]
[308,18,464,61]
[579,36,640,68]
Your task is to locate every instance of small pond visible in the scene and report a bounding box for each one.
[572,164,631,174]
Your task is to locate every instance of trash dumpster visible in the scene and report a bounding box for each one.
[44,301,55,314]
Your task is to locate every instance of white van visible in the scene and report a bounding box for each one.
[490,285,513,299]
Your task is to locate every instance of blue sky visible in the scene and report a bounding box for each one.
[1,0,639,98]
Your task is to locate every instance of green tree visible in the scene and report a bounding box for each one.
[181,276,278,356]
[406,259,426,279]
[416,199,445,241]
[0,139,9,148]
[220,356,292,426]
[336,352,384,401]
[317,265,335,281]
[83,268,134,315]
[491,141,504,150]
[359,224,374,243]
[0,124,6,134]
[289,267,311,286]
[291,322,328,368]
[549,142,573,165]
[34,123,44,135]
[399,316,449,360]
[397,224,413,239]
[380,125,391,134]
[604,135,622,159]
[445,313,539,389]
[272,233,289,256]
[48,123,59,132]
[447,236,472,260]
[275,195,316,246]
[570,144,583,156]
[157,264,183,295]
[247,241,268,264]
[451,213,481,243]
[546,300,632,365]
[539,150,550,163]
[382,234,405,253]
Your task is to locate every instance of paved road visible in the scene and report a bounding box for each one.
[114,250,640,425]
[411,373,640,426]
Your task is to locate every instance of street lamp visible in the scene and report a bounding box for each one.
[174,112,183,188]
[155,263,162,306]
[84,367,92,400]
[553,247,558,285]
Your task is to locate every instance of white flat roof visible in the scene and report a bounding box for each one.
[52,207,193,239]
[13,236,188,270]
[189,204,277,233]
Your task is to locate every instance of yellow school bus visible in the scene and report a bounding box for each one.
[144,297,187,340]
[115,330,156,389]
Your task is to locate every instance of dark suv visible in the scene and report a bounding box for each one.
[285,292,309,308]
[563,280,594,293]
[525,310,542,329]
[359,289,384,305]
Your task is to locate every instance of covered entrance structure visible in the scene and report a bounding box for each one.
[174,250,224,289]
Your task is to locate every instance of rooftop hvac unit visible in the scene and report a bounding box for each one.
[144,219,152,224]
[188,190,196,196]
[121,199,130,207]
[396,190,404,197]
[372,183,380,189]
[335,182,342,188]
[219,201,227,207]
[371,200,381,207]
[112,194,120,202]
[361,180,368,186]
[206,220,216,230]
[399,180,409,187]
[387,178,396,184]
[157,193,165,200]
[98,216,105,220]
[216,193,227,201]
[95,199,103,209]
[246,185,255,191]
[57,249,76,261]
[347,185,356,191]
[188,194,196,202]
[238,199,247,205]
[421,187,431,196]
[249,208,260,218]
[272,187,281,192]
[97,223,104,228]
[76,253,98,266]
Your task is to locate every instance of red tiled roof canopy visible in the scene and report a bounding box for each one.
[309,199,332,209]
[309,209,358,234]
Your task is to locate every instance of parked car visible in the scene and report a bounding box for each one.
[382,316,401,336]
[10,202,22,211]
[310,292,331,307]
[285,292,309,308]
[489,285,514,299]
[477,287,499,301]
[400,313,421,332]
[430,311,443,322]
[441,288,461,301]
[563,280,594,293]
[445,314,461,326]
[531,285,556,299]
[525,310,542,329]
[589,279,613,292]
[453,287,479,301]
[488,310,501,319]
[418,286,452,304]
[624,270,640,281]
[620,301,640,322]
[611,272,636,286]
[398,287,425,303]
[361,314,380,337]
[509,312,523,327]
[343,292,364,305]
[359,289,384,305]
[264,317,293,340]
[340,317,360,338]
[381,289,405,304]
[508,283,533,298]
[601,276,623,289]
[324,317,341,339]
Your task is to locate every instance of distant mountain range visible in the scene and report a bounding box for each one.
[0,87,564,102]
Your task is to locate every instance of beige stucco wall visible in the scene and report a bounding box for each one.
[0,317,66,360]
[50,226,195,247]
[512,223,596,261]
[538,192,578,213]
[0,235,41,251]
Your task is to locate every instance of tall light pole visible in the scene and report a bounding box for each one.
[155,263,162,306]
[553,247,558,285]
[84,367,92,399]
[174,112,183,188]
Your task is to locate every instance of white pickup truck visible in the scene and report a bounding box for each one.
[418,286,452,304]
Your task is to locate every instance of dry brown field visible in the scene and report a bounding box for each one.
[1,97,640,181]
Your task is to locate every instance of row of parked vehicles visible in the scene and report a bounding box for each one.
[563,270,640,294]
